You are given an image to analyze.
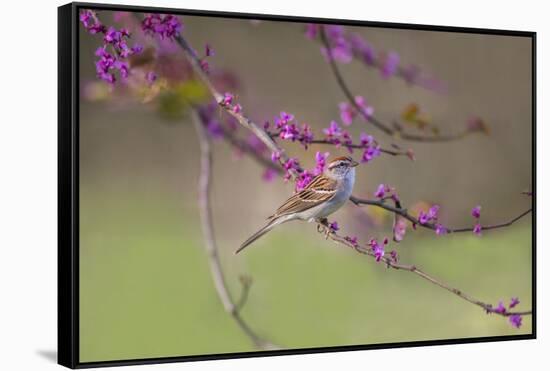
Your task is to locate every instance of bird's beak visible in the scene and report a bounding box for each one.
[351,159,359,167]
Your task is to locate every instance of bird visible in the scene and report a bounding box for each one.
[236,156,359,254]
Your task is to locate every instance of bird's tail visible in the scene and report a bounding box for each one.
[235,218,285,254]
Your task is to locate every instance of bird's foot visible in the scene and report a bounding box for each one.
[316,218,331,239]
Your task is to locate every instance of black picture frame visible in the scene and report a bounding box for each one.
[58,2,537,368]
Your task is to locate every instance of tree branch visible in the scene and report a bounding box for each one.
[191,109,279,350]
[319,28,476,143]
[349,196,532,234]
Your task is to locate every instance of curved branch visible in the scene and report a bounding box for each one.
[349,196,532,234]
[192,110,279,350]
[319,28,476,143]
[321,224,532,317]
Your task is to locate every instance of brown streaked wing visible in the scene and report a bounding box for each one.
[269,174,337,219]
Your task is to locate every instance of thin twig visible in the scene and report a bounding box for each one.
[319,28,475,143]
[349,196,532,234]
[192,110,279,350]
[267,129,411,157]
[322,226,532,317]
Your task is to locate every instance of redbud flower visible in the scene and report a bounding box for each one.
[359,133,375,147]
[328,221,339,233]
[374,184,386,198]
[494,301,506,314]
[361,146,381,163]
[323,120,343,140]
[221,92,234,106]
[369,238,387,262]
[381,52,400,79]
[275,111,294,128]
[315,151,329,175]
[418,204,440,225]
[473,223,482,236]
[509,314,522,328]
[418,211,429,225]
[145,71,157,85]
[339,102,354,126]
[355,96,374,118]
[283,158,299,181]
[295,170,313,191]
[393,217,407,242]
[427,205,440,220]
[435,224,447,236]
[349,33,376,65]
[232,104,242,114]
[80,10,107,34]
[339,96,373,126]
[80,10,92,28]
[321,26,353,63]
[471,205,481,219]
[280,123,299,141]
[509,297,520,309]
[142,14,183,39]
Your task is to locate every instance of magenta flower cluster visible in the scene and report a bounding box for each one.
[339,96,374,125]
[142,14,183,39]
[306,24,445,92]
[416,204,447,236]
[369,237,389,262]
[328,221,339,233]
[270,112,314,149]
[320,121,381,163]
[80,10,143,84]
[489,298,523,328]
[471,205,482,236]
[359,133,381,163]
[80,9,106,34]
[319,25,400,80]
[320,25,354,63]
[373,183,400,202]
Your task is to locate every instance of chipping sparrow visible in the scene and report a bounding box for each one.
[236,156,359,253]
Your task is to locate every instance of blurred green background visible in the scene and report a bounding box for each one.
[78,11,533,362]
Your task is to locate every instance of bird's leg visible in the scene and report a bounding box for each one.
[316,218,331,239]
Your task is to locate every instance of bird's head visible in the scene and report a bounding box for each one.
[326,156,359,179]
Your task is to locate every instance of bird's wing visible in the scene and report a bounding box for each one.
[270,175,338,219]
